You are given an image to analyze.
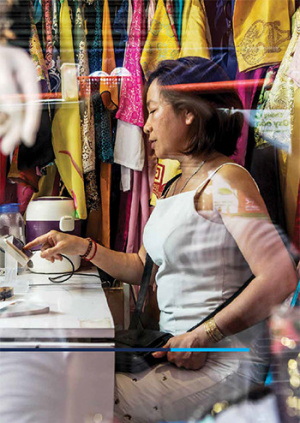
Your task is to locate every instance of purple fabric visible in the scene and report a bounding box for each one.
[114,189,133,252]
[231,67,267,166]
[126,152,150,253]
[115,0,145,127]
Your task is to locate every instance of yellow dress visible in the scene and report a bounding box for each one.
[140,0,179,79]
[179,0,211,59]
[52,0,86,219]
[233,0,294,72]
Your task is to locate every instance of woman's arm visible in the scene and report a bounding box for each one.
[198,165,297,336]
[25,231,147,285]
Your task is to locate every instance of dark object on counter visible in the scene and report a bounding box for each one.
[0,287,14,301]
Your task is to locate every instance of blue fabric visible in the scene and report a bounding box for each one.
[33,0,42,24]
[212,0,238,80]
[174,0,184,45]
[89,0,103,74]
[113,0,129,68]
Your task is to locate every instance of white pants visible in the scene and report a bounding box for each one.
[115,349,264,423]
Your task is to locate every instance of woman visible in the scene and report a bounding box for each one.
[25,57,297,422]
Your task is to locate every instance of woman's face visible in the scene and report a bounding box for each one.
[144,80,193,160]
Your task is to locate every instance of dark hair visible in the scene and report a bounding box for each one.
[144,57,244,157]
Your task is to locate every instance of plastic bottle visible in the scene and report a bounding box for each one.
[0,203,25,272]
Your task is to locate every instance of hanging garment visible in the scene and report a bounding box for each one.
[52,0,86,219]
[254,65,280,149]
[150,159,182,206]
[257,8,300,207]
[18,107,55,170]
[173,0,184,44]
[28,166,59,221]
[49,0,61,92]
[211,0,238,80]
[166,0,179,44]
[30,22,50,93]
[140,0,179,79]
[100,0,118,110]
[31,163,60,200]
[113,0,129,68]
[127,0,133,33]
[74,0,95,174]
[42,0,53,71]
[250,146,287,231]
[233,0,294,72]
[100,162,111,248]
[126,161,150,253]
[88,0,103,74]
[115,0,146,189]
[74,0,101,216]
[147,0,156,33]
[257,8,300,238]
[116,0,145,127]
[179,0,210,59]
[232,67,267,166]
[114,189,133,251]
[8,148,40,192]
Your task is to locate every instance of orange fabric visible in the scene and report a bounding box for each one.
[100,162,111,248]
[100,0,118,110]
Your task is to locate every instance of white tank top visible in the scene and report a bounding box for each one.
[143,163,253,335]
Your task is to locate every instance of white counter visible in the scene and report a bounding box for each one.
[0,267,115,423]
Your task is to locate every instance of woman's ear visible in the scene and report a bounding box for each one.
[185,110,195,126]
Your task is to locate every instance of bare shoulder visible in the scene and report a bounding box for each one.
[212,163,268,214]
[196,163,269,215]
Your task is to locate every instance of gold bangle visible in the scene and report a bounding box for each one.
[204,318,225,343]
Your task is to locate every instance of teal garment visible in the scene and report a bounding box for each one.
[33,0,42,24]
[174,0,184,44]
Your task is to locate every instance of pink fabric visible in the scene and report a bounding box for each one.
[116,0,145,128]
[126,147,150,253]
[231,67,267,166]
[17,184,35,215]
[166,0,179,45]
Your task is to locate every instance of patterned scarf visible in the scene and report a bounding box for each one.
[233,0,294,72]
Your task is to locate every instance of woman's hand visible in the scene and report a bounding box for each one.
[24,230,89,263]
[152,326,210,370]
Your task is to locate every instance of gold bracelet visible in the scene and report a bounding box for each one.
[204,318,225,343]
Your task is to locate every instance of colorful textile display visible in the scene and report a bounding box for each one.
[233,0,294,72]
[257,8,300,238]
[51,0,86,219]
